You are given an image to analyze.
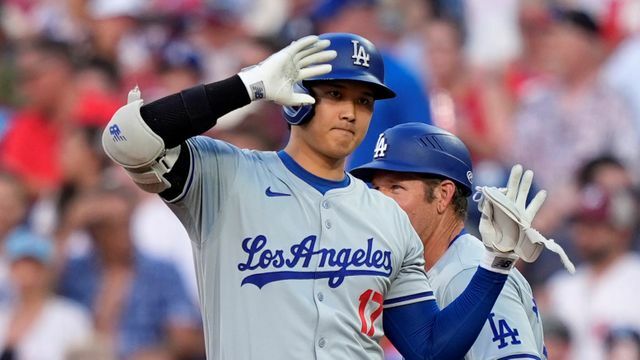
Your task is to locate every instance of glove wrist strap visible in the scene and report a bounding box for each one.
[481,250,519,275]
[238,66,266,101]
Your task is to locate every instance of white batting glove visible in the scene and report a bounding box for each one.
[238,35,337,106]
[478,165,575,274]
[478,165,531,273]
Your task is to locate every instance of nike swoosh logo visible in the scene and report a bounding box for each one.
[265,187,291,197]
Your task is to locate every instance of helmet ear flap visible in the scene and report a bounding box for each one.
[283,83,315,125]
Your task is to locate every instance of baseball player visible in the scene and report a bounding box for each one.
[102,33,538,360]
[352,123,548,359]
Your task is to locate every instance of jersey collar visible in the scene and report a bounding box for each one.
[277,150,350,195]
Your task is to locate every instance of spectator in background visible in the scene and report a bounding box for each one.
[464,0,521,69]
[511,9,639,234]
[385,0,434,83]
[574,154,640,250]
[311,0,433,170]
[523,154,637,288]
[190,8,247,82]
[603,30,640,145]
[72,56,123,127]
[0,172,30,306]
[0,231,92,360]
[543,316,573,360]
[27,55,121,249]
[576,154,636,193]
[424,17,511,162]
[0,26,14,144]
[131,190,201,307]
[605,327,640,360]
[544,184,640,360]
[504,0,554,103]
[27,51,119,241]
[277,0,321,44]
[0,38,76,196]
[84,0,143,64]
[48,126,110,239]
[57,186,204,359]
[156,40,203,96]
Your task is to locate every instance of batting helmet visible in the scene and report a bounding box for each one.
[350,122,474,195]
[283,32,395,125]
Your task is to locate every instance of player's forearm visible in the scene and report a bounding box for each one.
[140,75,251,148]
[428,267,507,359]
[383,268,507,360]
[102,76,249,194]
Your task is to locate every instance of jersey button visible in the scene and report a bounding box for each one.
[322,200,330,209]
[324,220,332,229]
[317,292,324,301]
[318,338,326,348]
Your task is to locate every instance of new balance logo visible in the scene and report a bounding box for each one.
[265,187,291,197]
[250,81,265,99]
[351,40,370,67]
[109,124,127,142]
[492,257,514,269]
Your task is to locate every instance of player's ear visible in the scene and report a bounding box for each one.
[436,180,456,213]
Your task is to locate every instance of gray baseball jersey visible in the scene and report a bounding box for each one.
[165,137,435,360]
[427,233,546,360]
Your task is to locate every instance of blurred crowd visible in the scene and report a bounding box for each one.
[0,0,639,359]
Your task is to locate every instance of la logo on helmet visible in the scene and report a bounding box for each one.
[373,133,388,158]
[351,40,370,67]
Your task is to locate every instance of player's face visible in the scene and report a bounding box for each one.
[371,171,437,240]
[295,81,375,161]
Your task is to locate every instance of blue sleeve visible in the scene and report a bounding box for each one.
[383,267,507,360]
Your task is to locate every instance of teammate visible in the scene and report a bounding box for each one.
[102,33,540,359]
[351,122,547,359]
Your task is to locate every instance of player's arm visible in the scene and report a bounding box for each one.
[381,209,514,359]
[383,263,511,360]
[383,166,551,360]
[443,269,543,359]
[101,35,336,195]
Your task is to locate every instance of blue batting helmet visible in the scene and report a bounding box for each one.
[283,32,396,125]
[350,122,474,195]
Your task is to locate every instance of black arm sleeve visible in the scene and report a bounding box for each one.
[140,75,251,148]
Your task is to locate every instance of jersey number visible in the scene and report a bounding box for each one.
[488,312,521,349]
[358,289,383,336]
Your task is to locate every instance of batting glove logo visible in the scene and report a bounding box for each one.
[109,124,127,142]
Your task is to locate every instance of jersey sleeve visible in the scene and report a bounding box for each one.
[165,136,244,246]
[383,216,434,308]
[442,269,543,360]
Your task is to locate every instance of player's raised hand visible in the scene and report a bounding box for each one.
[238,35,337,106]
[477,165,575,273]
